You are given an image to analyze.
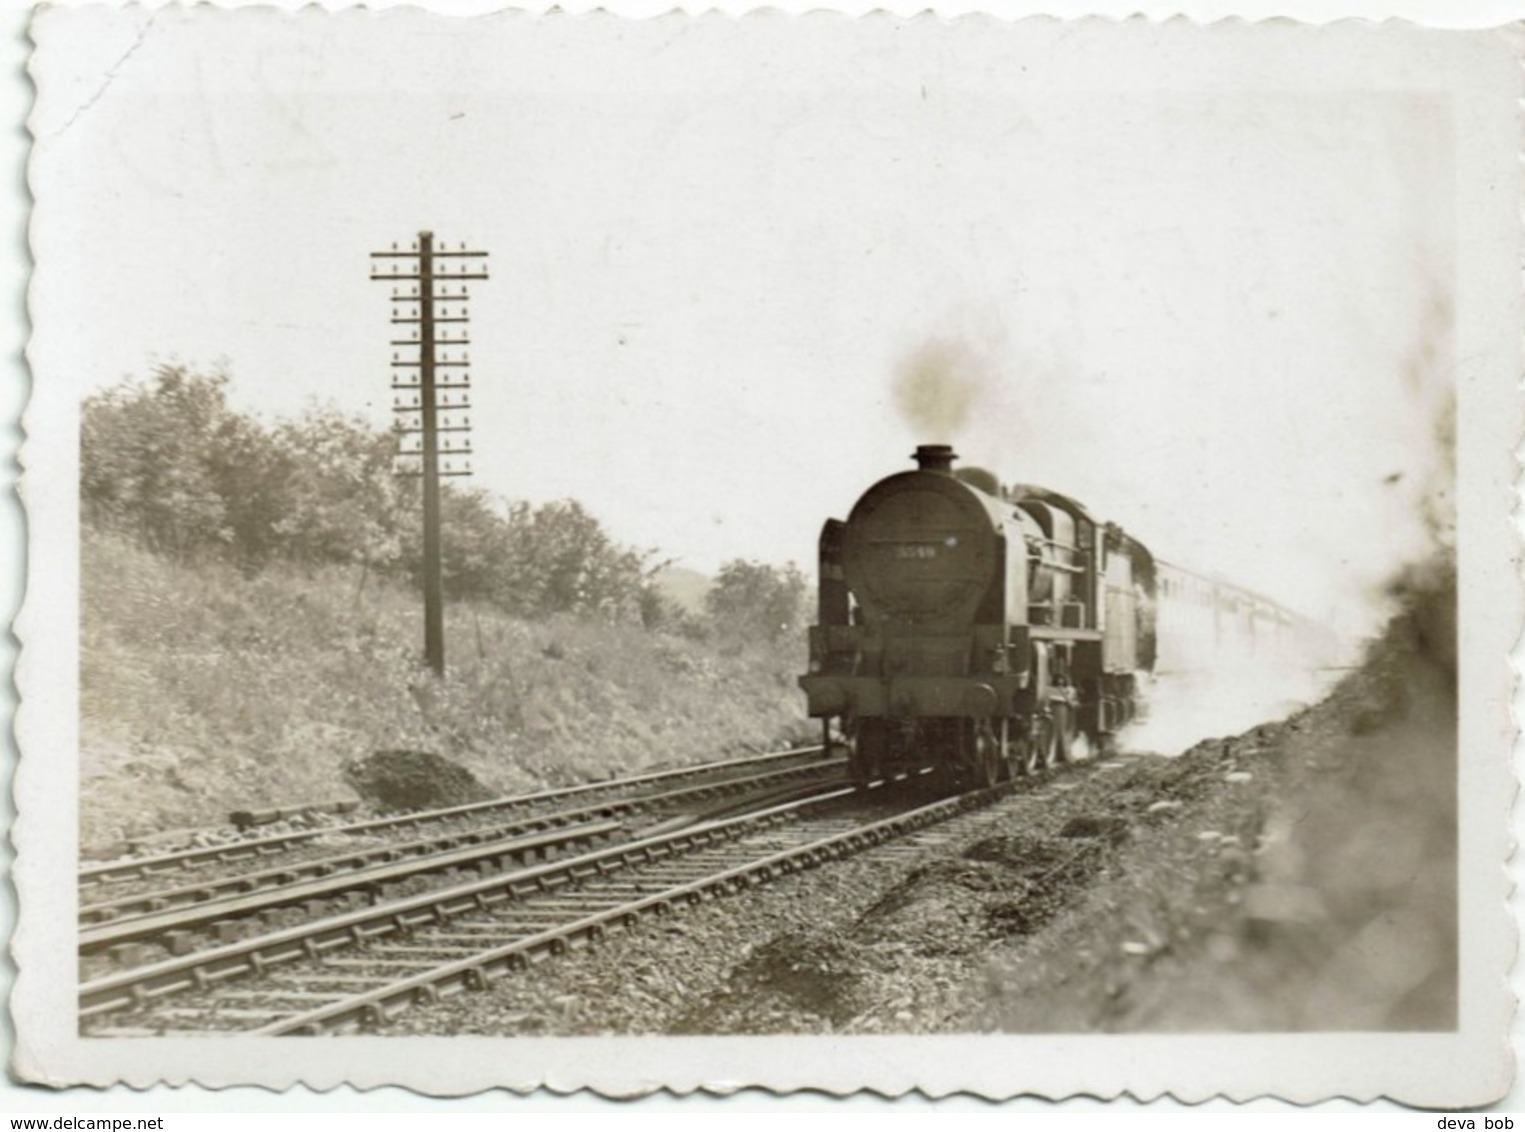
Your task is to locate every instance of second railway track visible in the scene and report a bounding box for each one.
[79,743,837,894]
[79,752,849,974]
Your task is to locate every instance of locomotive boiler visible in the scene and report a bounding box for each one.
[800,445,1157,789]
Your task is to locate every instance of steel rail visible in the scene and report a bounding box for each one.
[80,744,830,888]
[79,819,624,954]
[78,778,858,1022]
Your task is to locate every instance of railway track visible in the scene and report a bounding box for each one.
[81,769,1027,1036]
[80,744,837,899]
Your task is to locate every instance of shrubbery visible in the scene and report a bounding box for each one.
[83,363,812,643]
[83,364,673,621]
[705,560,807,643]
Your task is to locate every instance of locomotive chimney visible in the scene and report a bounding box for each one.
[912,444,958,474]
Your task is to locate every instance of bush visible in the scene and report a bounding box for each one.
[82,366,666,625]
[82,364,239,558]
[705,560,807,643]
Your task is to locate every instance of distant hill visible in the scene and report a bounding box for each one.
[653,565,713,614]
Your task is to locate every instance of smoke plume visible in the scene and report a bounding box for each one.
[891,336,993,439]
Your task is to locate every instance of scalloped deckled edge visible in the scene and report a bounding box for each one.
[9,4,1523,1109]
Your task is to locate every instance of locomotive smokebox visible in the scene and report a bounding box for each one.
[912,444,958,474]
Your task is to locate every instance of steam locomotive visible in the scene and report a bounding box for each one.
[799,445,1323,790]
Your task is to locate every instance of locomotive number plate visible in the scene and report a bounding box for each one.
[894,544,939,559]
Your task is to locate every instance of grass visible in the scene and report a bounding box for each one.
[80,530,813,850]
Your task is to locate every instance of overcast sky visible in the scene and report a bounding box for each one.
[29,11,1489,634]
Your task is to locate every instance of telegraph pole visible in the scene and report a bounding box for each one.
[370,231,489,677]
